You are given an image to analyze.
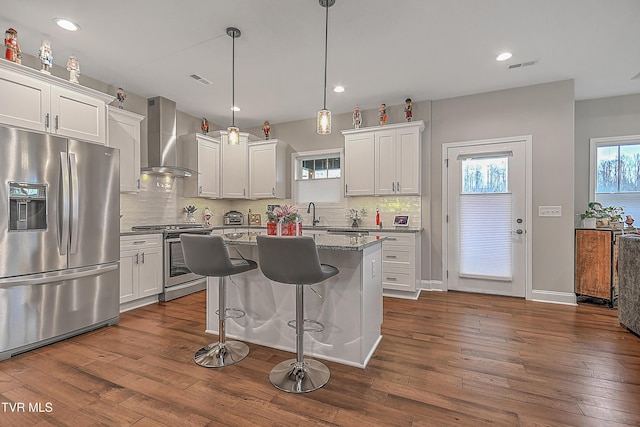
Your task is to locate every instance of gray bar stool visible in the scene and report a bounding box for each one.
[180,234,257,368]
[256,235,339,393]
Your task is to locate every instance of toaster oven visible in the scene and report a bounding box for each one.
[224,210,244,225]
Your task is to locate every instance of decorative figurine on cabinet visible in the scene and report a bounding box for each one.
[201,118,209,134]
[66,55,80,83]
[404,98,413,122]
[353,106,362,129]
[379,103,387,126]
[4,28,21,64]
[38,40,53,74]
[625,215,635,228]
[262,120,271,140]
[116,87,126,109]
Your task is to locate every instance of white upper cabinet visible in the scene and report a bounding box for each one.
[180,133,221,199]
[221,131,249,199]
[107,106,144,193]
[0,60,111,144]
[343,121,424,197]
[343,132,375,196]
[249,139,288,199]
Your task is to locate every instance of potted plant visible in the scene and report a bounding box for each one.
[602,205,625,229]
[580,202,599,228]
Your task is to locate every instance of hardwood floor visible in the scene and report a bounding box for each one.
[1,290,639,426]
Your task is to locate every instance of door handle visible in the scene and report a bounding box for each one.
[392,182,395,192]
[199,185,203,194]
[515,229,524,234]
[55,115,59,130]
[141,252,145,264]
[135,253,139,264]
[69,153,79,254]
[59,152,70,255]
[45,113,50,129]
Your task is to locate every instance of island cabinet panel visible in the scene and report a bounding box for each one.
[575,228,620,306]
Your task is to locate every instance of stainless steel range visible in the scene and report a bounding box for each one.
[131,224,212,301]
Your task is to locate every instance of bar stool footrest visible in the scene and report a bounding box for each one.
[287,319,325,333]
[215,307,246,319]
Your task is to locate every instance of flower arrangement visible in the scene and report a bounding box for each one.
[184,205,197,224]
[184,205,197,214]
[265,204,300,223]
[580,202,624,228]
[348,207,367,227]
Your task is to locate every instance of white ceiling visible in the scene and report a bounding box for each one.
[3,0,640,129]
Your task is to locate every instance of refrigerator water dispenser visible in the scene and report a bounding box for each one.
[9,182,47,231]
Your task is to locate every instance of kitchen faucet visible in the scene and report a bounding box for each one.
[307,202,320,227]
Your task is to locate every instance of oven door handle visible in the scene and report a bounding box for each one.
[166,238,182,243]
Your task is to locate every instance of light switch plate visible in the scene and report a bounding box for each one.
[539,206,562,217]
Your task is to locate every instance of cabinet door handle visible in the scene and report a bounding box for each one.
[386,237,397,241]
[45,113,50,128]
[55,115,59,130]
[345,184,348,194]
[133,241,146,245]
[272,187,275,196]
[386,255,397,259]
[386,277,397,281]
[135,253,139,264]
[243,188,246,196]
[199,185,203,194]
[397,181,400,192]
[392,182,395,192]
[141,252,145,264]
[137,179,140,189]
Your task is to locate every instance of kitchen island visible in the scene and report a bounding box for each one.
[204,233,384,368]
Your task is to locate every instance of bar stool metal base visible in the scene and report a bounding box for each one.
[269,358,330,393]
[194,341,249,368]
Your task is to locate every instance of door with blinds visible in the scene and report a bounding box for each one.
[445,138,528,297]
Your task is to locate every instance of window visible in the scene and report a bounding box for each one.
[301,157,340,180]
[292,149,343,204]
[590,136,640,219]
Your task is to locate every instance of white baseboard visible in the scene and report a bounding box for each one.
[530,290,577,306]
[419,280,577,306]
[119,294,160,313]
[382,288,421,300]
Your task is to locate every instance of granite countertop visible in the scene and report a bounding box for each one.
[210,225,423,233]
[222,232,386,251]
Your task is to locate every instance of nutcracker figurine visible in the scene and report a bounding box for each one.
[379,103,387,126]
[353,106,362,129]
[116,88,126,109]
[66,55,80,83]
[201,118,209,134]
[404,98,413,122]
[38,40,53,74]
[262,120,271,139]
[4,28,21,64]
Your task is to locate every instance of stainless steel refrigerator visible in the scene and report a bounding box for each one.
[0,126,120,360]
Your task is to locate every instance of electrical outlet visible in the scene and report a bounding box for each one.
[539,206,562,217]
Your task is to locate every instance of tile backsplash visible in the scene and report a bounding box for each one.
[121,177,421,231]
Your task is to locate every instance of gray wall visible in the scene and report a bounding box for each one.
[574,93,640,216]
[431,80,576,295]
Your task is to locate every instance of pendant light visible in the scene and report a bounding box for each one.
[227,27,241,145]
[317,0,335,135]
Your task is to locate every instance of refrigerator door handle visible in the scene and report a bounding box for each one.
[69,152,79,254]
[0,263,118,288]
[59,152,70,255]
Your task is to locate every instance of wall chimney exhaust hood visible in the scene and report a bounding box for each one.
[141,96,195,178]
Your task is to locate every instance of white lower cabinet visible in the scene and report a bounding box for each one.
[378,232,421,293]
[120,234,162,310]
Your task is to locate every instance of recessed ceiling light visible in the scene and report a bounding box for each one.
[333,86,345,93]
[230,106,240,112]
[496,52,512,62]
[54,18,80,31]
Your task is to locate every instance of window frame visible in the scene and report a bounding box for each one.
[589,135,640,199]
[291,148,344,206]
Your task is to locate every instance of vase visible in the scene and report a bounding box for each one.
[267,222,277,235]
[186,212,196,224]
[583,217,596,228]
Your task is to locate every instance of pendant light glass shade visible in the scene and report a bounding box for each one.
[317,109,331,134]
[227,27,241,145]
[227,126,240,145]
[317,0,335,135]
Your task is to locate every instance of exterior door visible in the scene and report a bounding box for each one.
[445,138,528,297]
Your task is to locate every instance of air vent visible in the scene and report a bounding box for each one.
[507,60,538,70]
[190,74,212,85]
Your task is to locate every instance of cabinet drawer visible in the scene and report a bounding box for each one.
[382,247,414,266]
[380,233,414,246]
[382,267,415,291]
[121,234,162,250]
